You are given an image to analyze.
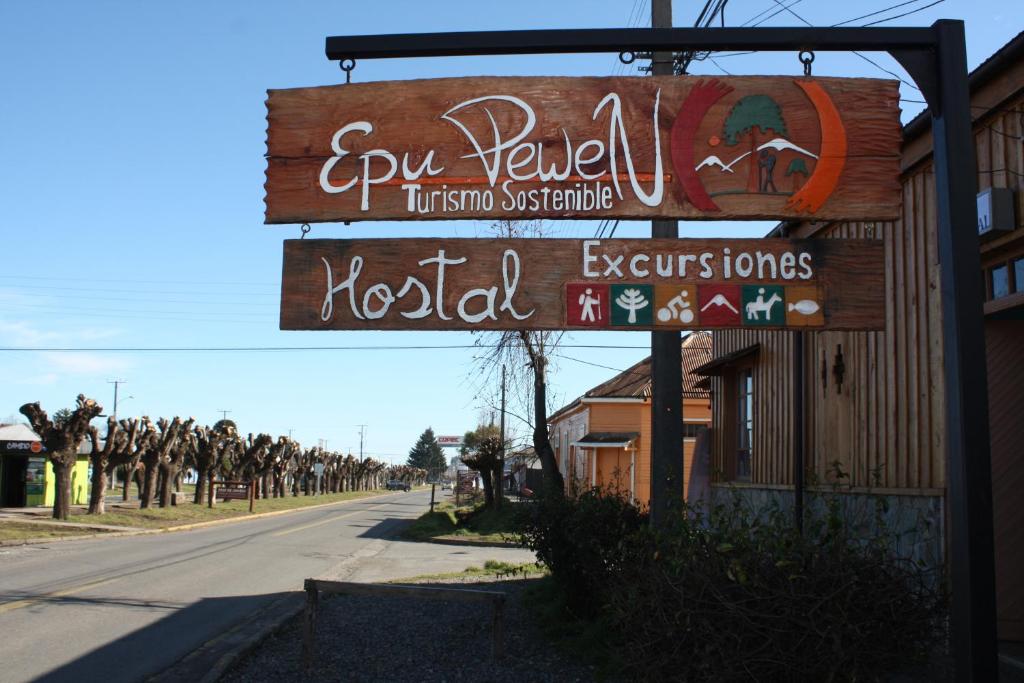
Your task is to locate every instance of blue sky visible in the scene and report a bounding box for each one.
[0,0,1018,463]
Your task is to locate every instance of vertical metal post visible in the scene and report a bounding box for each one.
[931,19,997,681]
[302,579,319,672]
[649,0,683,527]
[498,363,506,504]
[793,331,804,533]
[491,594,506,659]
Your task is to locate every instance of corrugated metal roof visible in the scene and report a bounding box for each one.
[550,332,713,422]
[0,424,40,441]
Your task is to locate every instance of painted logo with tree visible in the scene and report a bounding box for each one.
[670,78,847,214]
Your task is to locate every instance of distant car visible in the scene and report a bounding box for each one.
[441,481,452,491]
[386,480,411,492]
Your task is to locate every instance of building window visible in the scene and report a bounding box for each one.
[991,264,1011,299]
[683,422,704,438]
[736,369,753,481]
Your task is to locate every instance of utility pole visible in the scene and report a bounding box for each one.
[357,424,367,462]
[648,0,684,528]
[217,408,231,422]
[497,363,506,506]
[108,379,127,420]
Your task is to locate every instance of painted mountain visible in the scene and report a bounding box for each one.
[691,93,822,197]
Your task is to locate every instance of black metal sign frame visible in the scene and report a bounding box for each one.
[324,20,995,680]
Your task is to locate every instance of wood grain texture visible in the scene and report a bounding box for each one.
[280,238,884,331]
[265,75,901,223]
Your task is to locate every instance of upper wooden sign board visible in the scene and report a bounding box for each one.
[280,238,884,332]
[265,75,901,224]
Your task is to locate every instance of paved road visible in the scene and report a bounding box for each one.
[0,490,535,683]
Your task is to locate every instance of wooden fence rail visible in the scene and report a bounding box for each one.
[301,579,507,670]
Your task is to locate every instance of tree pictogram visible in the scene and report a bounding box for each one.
[615,288,650,324]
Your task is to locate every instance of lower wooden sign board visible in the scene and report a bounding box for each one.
[280,238,884,331]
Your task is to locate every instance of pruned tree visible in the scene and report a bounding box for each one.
[106,417,143,503]
[192,420,238,504]
[139,417,185,509]
[270,438,298,497]
[20,395,103,520]
[159,419,196,508]
[461,435,504,507]
[460,423,503,507]
[87,416,124,515]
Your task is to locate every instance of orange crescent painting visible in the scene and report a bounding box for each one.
[786,79,847,214]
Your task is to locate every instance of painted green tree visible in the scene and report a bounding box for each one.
[786,157,810,192]
[722,95,788,192]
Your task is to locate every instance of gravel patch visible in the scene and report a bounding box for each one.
[221,578,607,683]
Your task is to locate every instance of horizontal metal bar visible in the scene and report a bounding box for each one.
[305,579,506,603]
[326,26,937,61]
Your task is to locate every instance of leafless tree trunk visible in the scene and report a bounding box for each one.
[87,416,121,515]
[21,394,103,520]
[522,339,565,495]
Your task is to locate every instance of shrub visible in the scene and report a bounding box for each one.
[604,494,947,682]
[517,487,946,681]
[515,487,646,617]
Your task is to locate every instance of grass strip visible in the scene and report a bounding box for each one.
[66,489,390,529]
[401,500,523,544]
[0,521,111,542]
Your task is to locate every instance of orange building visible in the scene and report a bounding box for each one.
[548,332,711,506]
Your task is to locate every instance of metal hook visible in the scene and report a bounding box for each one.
[799,50,815,77]
[300,224,311,240]
[339,58,356,84]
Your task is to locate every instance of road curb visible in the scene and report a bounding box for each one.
[0,490,411,548]
[425,536,520,549]
[147,592,306,683]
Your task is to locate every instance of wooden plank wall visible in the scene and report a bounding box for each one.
[710,89,1024,492]
[711,178,943,491]
[985,320,1024,641]
[710,163,945,492]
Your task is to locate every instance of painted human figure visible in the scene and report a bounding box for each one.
[758,149,778,193]
[745,287,783,321]
[579,287,602,322]
[657,290,694,323]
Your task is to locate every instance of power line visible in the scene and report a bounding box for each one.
[832,0,933,27]
[764,0,923,92]
[0,344,653,353]
[0,274,277,287]
[0,283,276,296]
[2,291,277,307]
[860,0,945,27]
[738,0,803,27]
[852,50,921,91]
[0,308,271,325]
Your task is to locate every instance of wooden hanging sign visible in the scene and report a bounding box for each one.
[265,75,901,224]
[280,238,884,331]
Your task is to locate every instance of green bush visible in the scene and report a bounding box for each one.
[518,487,946,681]
[515,487,646,616]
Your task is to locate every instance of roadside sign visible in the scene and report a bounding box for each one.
[210,480,256,512]
[437,435,463,447]
[265,75,900,224]
[280,238,883,331]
